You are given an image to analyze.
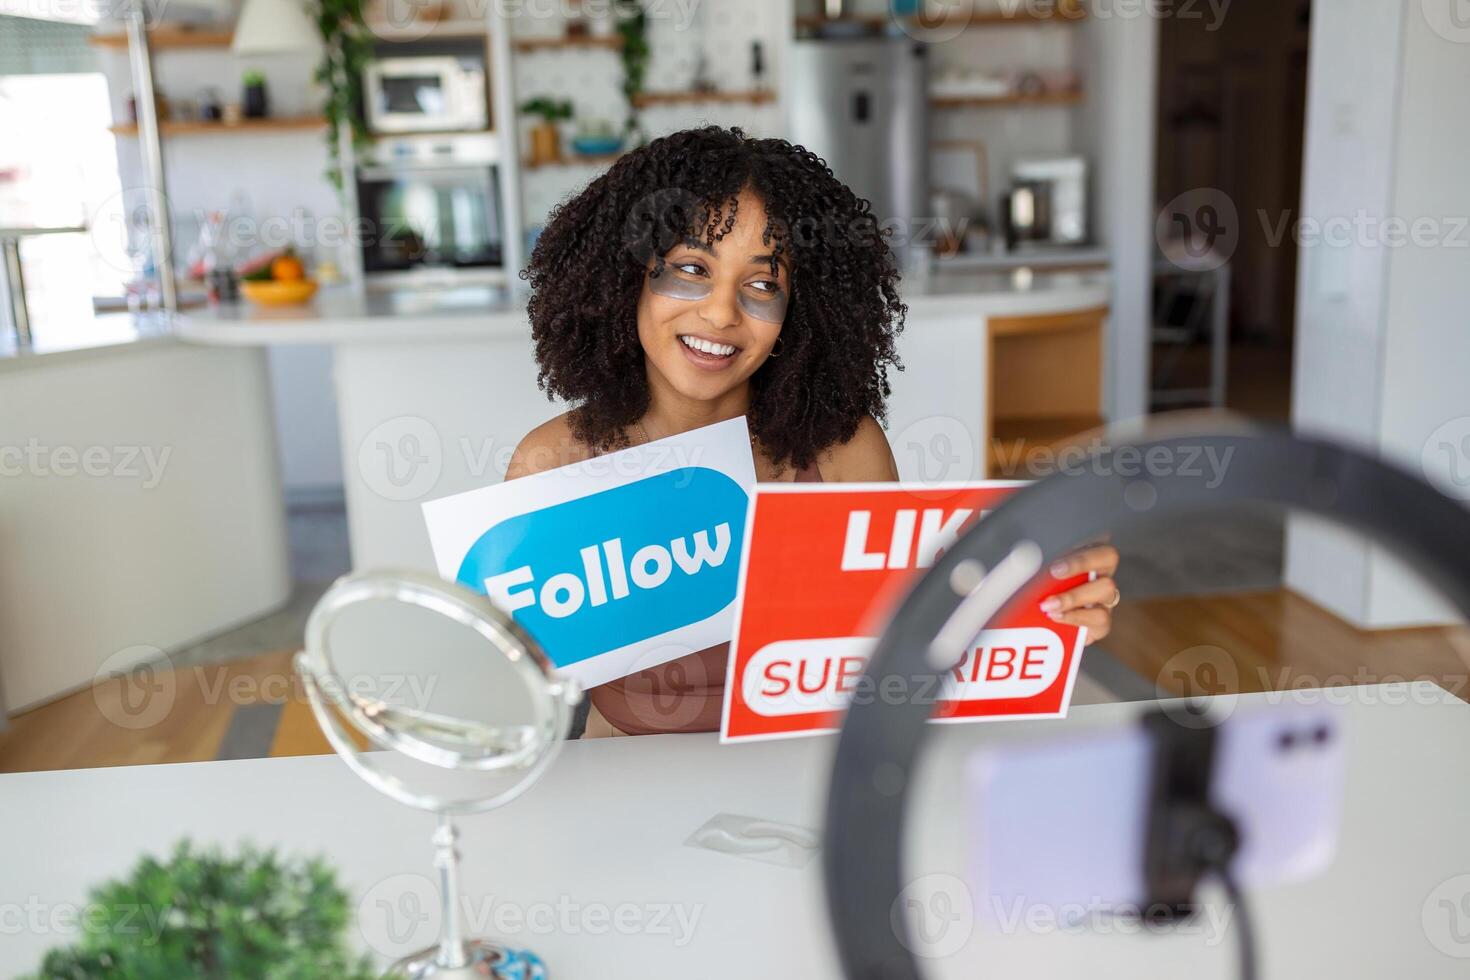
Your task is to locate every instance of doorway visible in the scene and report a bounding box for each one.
[1150,0,1313,422]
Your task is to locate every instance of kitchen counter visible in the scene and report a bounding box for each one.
[0,310,176,371]
[173,268,1111,571]
[175,285,527,344]
[174,269,1111,345]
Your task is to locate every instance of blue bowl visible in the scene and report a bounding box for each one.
[572,135,623,157]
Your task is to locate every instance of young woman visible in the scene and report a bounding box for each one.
[508,126,1120,737]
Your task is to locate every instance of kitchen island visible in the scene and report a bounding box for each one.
[0,314,291,717]
[177,268,1111,570]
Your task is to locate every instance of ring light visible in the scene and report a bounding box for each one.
[823,430,1470,978]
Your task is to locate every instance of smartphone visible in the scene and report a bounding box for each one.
[967,701,1346,924]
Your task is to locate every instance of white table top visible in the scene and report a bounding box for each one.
[3,683,1464,978]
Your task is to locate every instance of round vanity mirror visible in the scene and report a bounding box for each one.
[295,570,581,978]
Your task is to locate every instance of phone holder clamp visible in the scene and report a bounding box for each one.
[1141,709,1241,921]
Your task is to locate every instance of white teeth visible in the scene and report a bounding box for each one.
[680,335,736,357]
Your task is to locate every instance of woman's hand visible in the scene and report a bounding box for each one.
[1039,545,1121,643]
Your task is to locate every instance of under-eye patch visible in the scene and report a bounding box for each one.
[646,268,789,324]
[647,267,713,302]
[737,285,788,324]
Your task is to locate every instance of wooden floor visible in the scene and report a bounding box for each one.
[2,587,1467,775]
[1107,589,1470,701]
[0,650,334,774]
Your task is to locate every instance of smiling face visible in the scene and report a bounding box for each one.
[635,189,789,412]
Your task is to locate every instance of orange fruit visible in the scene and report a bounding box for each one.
[271,255,306,281]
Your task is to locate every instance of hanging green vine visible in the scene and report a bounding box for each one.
[313,0,375,192]
[614,0,650,145]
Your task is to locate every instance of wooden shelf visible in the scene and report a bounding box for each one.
[110,117,326,137]
[796,6,1086,32]
[631,90,776,108]
[364,19,488,39]
[513,34,623,52]
[89,28,234,49]
[988,415,1103,475]
[931,90,1084,109]
[523,151,622,170]
[918,5,1087,27]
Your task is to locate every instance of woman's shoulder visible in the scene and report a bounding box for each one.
[815,415,899,483]
[506,412,597,479]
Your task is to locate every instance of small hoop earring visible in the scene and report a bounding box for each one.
[767,337,784,359]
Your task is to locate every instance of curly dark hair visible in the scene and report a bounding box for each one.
[521,125,906,471]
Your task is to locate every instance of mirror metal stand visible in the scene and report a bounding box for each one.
[299,571,579,979]
[390,814,513,979]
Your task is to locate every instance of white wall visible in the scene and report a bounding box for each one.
[1364,0,1470,624]
[1285,0,1470,627]
[927,19,1082,208]
[1077,8,1157,424]
[509,2,786,229]
[1282,0,1405,623]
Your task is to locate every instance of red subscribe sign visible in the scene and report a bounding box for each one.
[721,483,1089,743]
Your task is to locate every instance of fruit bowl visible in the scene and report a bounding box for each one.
[241,279,318,307]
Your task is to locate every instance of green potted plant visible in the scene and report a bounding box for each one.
[24,841,385,979]
[241,69,269,119]
[520,97,574,166]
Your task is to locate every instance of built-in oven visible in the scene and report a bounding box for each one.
[355,133,505,288]
[365,55,488,134]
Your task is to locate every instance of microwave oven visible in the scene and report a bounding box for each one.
[365,56,488,134]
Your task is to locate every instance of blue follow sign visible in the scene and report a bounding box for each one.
[453,467,748,668]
